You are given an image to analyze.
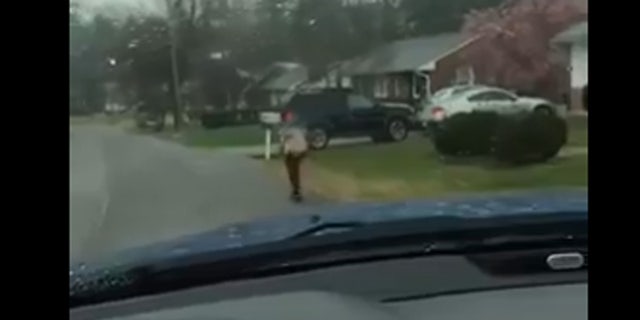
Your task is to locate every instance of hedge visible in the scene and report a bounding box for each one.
[431,111,501,156]
[432,111,568,164]
[494,112,567,164]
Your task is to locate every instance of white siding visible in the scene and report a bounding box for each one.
[571,44,588,88]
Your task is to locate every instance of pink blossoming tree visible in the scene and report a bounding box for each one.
[462,0,587,97]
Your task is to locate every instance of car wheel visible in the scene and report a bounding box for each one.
[387,118,408,142]
[307,127,330,150]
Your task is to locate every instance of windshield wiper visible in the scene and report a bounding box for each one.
[252,231,587,272]
[287,221,366,240]
[71,233,583,309]
[71,213,586,309]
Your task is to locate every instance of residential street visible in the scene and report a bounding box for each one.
[70,125,316,264]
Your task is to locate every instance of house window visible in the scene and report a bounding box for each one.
[392,76,411,99]
[374,76,389,98]
[342,76,352,88]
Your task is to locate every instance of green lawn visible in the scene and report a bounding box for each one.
[566,115,588,147]
[301,138,587,201]
[70,114,135,128]
[291,116,587,201]
[174,125,265,148]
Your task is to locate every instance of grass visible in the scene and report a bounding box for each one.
[70,113,135,129]
[169,124,266,148]
[70,115,110,125]
[566,115,588,147]
[289,138,587,201]
[269,117,588,201]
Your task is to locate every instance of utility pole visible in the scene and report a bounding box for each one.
[165,0,183,130]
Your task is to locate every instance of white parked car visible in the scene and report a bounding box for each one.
[418,85,567,127]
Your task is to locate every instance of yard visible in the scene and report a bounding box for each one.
[70,113,134,127]
[149,114,587,201]
[566,115,588,147]
[161,114,587,149]
[154,124,265,148]
[269,115,588,201]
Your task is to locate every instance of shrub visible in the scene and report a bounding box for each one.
[494,113,568,164]
[432,111,501,156]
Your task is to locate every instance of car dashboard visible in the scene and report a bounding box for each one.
[93,284,586,320]
[71,252,587,320]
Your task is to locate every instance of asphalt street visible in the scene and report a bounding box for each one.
[70,125,317,264]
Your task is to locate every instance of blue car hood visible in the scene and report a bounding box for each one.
[72,189,587,270]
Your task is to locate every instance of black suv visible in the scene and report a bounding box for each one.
[282,90,414,149]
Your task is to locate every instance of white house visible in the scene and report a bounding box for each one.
[553,21,588,112]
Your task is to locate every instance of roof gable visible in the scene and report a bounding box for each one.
[260,63,308,91]
[342,33,474,75]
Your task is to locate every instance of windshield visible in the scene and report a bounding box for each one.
[70,0,588,276]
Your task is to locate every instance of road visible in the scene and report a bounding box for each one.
[70,126,318,264]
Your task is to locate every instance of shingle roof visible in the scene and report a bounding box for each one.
[260,63,309,91]
[341,33,472,75]
[552,21,588,44]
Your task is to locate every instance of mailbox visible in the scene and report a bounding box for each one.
[259,111,282,160]
[259,111,282,126]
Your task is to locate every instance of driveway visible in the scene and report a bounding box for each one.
[70,125,319,264]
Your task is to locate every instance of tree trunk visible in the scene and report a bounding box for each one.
[166,0,183,131]
[168,82,182,130]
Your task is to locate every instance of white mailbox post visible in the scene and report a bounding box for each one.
[259,111,282,160]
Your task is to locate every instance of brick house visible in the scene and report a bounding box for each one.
[552,21,588,112]
[339,33,485,108]
[339,32,570,109]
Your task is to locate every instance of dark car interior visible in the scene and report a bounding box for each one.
[71,246,587,320]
